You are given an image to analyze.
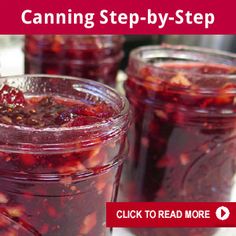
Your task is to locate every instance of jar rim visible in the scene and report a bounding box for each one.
[129,44,236,78]
[0,74,130,153]
[25,35,125,49]
[126,45,236,118]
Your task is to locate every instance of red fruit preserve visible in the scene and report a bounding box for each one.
[123,45,236,236]
[0,75,130,236]
[25,35,124,87]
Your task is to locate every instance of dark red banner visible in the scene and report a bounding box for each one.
[0,0,235,34]
[106,202,236,227]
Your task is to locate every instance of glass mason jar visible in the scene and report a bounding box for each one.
[0,75,130,236]
[123,45,236,236]
[24,35,124,87]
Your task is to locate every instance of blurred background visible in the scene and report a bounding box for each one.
[121,35,236,68]
[0,35,236,76]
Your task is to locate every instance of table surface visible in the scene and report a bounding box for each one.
[0,36,235,236]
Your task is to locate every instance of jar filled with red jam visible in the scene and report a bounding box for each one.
[24,35,124,87]
[0,75,130,236]
[123,45,236,236]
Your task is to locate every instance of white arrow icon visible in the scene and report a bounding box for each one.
[215,206,230,221]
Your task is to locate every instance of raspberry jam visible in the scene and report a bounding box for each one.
[0,75,130,236]
[123,45,236,236]
[25,35,124,87]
